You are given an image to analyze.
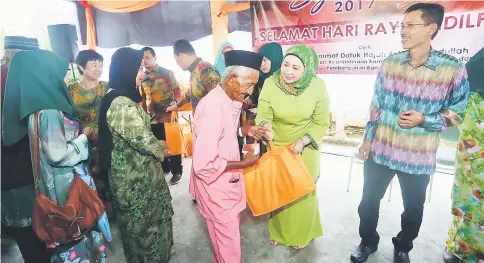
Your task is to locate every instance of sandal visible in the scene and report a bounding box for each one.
[291,245,307,250]
[269,238,279,246]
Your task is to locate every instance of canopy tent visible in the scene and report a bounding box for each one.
[76,0,251,50]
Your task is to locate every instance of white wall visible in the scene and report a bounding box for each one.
[0,0,79,51]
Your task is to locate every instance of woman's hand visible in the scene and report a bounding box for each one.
[262,123,274,141]
[82,127,96,142]
[160,140,171,156]
[290,136,311,154]
[290,139,305,154]
[82,127,93,137]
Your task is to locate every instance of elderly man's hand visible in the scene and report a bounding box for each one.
[241,125,266,141]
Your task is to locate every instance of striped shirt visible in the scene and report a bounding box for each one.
[364,49,470,175]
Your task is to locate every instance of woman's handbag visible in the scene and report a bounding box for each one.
[31,112,105,244]
[243,141,316,216]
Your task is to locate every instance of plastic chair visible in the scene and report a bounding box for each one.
[347,144,456,203]
[346,146,395,202]
[430,146,457,202]
[347,143,363,192]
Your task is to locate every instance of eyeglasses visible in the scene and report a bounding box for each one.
[398,23,429,29]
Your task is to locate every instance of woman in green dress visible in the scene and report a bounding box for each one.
[256,44,330,249]
[443,48,484,263]
[98,47,174,263]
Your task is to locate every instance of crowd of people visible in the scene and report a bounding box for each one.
[0,2,482,263]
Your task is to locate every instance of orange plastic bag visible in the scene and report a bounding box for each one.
[164,112,183,156]
[243,142,316,216]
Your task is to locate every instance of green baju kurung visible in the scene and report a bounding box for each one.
[107,96,174,263]
[256,72,330,246]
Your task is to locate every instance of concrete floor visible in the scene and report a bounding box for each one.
[2,144,454,263]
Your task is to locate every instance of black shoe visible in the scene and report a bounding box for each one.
[394,249,410,263]
[443,251,460,263]
[350,244,378,263]
[170,173,182,185]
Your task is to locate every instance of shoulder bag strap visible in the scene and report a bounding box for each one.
[32,112,41,196]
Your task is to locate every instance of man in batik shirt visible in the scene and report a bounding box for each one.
[167,39,221,203]
[167,39,221,113]
[141,47,184,185]
[351,3,470,263]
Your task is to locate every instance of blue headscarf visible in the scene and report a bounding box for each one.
[214,42,234,76]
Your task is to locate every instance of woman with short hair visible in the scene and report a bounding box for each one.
[69,50,111,206]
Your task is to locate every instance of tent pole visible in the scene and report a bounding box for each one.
[210,0,228,58]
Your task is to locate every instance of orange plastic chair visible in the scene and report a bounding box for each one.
[243,142,316,216]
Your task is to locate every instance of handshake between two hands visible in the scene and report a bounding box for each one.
[242,124,274,142]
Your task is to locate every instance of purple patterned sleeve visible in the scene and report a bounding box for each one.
[421,65,470,131]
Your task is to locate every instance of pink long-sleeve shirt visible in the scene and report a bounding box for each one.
[189,86,246,223]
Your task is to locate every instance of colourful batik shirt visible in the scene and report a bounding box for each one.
[142,65,181,123]
[176,58,220,112]
[69,81,108,176]
[364,49,470,175]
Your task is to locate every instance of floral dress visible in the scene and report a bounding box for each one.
[69,81,110,200]
[446,92,484,263]
[27,110,108,263]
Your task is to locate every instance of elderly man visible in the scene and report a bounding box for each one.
[190,50,268,263]
[1,36,51,263]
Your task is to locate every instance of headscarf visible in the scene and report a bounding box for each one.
[1,37,41,190]
[258,42,284,77]
[98,47,143,171]
[252,42,283,98]
[466,47,484,98]
[2,50,74,146]
[2,36,40,117]
[214,42,234,76]
[273,44,319,96]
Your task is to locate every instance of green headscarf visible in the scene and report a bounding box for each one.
[258,42,283,76]
[2,50,75,146]
[273,44,319,96]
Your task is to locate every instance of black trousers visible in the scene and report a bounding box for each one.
[358,157,430,252]
[151,123,183,175]
[4,225,51,263]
